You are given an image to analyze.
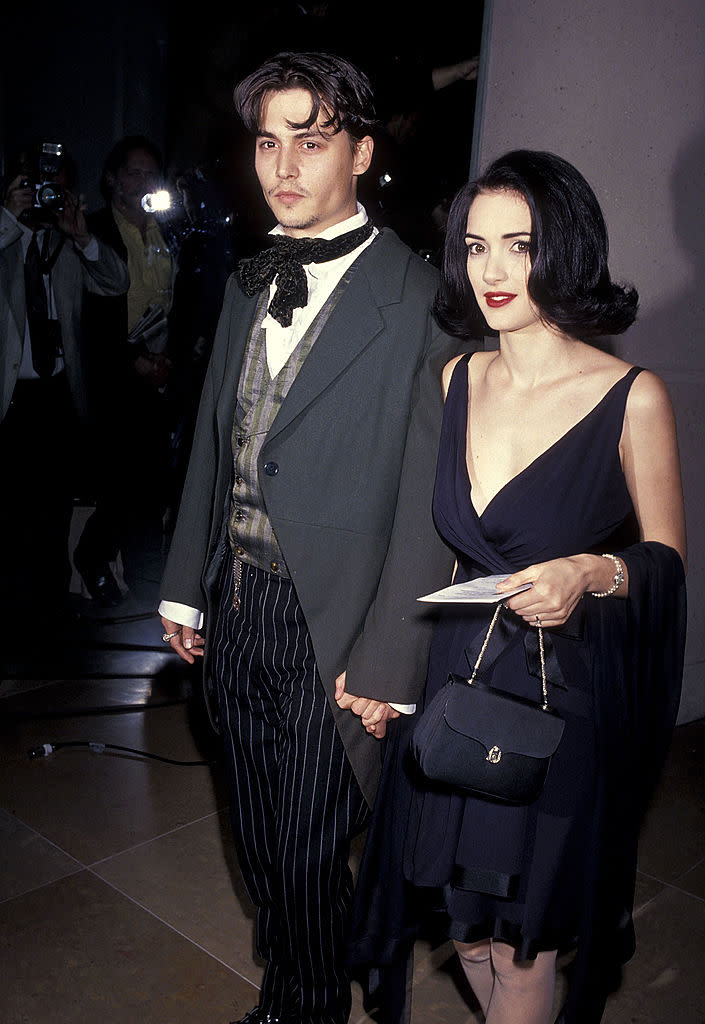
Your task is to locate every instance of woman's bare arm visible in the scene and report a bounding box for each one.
[620,370,687,569]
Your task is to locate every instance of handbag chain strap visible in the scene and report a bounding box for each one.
[468,604,549,711]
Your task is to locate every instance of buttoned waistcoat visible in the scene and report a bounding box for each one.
[159,228,466,805]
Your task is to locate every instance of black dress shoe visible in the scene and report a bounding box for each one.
[74,552,122,607]
[230,1008,285,1024]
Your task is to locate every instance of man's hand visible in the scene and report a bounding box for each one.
[160,616,205,664]
[3,174,34,219]
[55,190,91,247]
[335,671,400,739]
[134,351,172,389]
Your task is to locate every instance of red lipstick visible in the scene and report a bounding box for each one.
[484,292,517,308]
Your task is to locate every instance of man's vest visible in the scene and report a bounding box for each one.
[227,271,352,577]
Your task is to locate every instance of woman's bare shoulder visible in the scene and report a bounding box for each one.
[442,352,468,396]
[442,349,495,398]
[570,345,648,398]
[441,352,467,379]
[571,342,632,377]
[626,367,674,418]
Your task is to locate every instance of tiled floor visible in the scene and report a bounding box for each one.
[1,579,704,1024]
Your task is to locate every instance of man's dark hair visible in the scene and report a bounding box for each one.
[100,134,163,201]
[234,51,377,143]
[435,149,639,341]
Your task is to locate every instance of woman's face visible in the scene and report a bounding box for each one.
[465,189,540,336]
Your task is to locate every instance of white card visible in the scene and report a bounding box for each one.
[418,574,532,604]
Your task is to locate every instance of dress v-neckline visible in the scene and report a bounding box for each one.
[463,366,639,520]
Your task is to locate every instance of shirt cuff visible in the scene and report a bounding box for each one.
[158,600,204,630]
[389,702,416,715]
[77,236,99,260]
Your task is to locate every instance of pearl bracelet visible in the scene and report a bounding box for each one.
[590,553,625,598]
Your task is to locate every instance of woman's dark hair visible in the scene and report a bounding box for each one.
[434,149,639,341]
[100,135,163,201]
[234,51,377,144]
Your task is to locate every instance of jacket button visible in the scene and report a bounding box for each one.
[263,461,279,476]
[270,561,279,573]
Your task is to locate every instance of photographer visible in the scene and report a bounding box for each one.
[74,136,176,605]
[0,143,129,636]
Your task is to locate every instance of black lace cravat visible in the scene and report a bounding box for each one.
[24,233,56,378]
[238,221,374,328]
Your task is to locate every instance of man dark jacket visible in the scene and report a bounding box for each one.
[159,227,462,805]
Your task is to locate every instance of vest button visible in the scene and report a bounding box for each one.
[235,476,243,486]
[270,561,279,573]
[236,546,244,556]
[263,461,279,476]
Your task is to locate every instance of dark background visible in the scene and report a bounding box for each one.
[1,0,485,257]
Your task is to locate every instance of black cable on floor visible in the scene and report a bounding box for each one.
[27,739,216,766]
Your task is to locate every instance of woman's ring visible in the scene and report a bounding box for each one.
[162,631,180,643]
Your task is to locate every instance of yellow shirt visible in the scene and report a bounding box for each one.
[112,204,173,331]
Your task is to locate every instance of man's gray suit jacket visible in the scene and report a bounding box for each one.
[160,229,465,805]
[0,207,129,422]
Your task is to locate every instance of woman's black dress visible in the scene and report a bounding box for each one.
[349,354,686,1024]
[404,355,645,954]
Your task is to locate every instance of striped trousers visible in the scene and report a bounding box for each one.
[212,559,370,1024]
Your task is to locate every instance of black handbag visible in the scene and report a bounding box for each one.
[411,604,565,804]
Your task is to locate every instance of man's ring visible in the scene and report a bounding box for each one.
[162,631,180,643]
[535,614,542,627]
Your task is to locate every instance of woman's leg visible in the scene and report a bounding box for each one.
[487,941,557,1024]
[454,939,494,1017]
[455,937,557,1023]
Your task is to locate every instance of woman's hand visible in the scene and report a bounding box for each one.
[334,671,400,739]
[496,556,595,628]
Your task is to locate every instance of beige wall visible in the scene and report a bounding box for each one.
[472,0,704,720]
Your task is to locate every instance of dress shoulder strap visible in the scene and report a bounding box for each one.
[446,350,473,395]
[607,364,645,419]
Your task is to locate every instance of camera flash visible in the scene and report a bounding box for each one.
[141,190,171,213]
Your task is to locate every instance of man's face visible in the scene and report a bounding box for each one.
[109,148,161,217]
[254,88,373,237]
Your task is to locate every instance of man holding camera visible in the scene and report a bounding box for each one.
[0,148,129,634]
[74,135,176,606]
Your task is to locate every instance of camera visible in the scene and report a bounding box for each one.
[19,142,65,224]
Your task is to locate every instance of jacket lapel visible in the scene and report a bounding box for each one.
[214,281,259,442]
[267,231,409,440]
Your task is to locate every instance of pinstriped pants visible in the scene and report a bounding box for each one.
[212,559,370,1024]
